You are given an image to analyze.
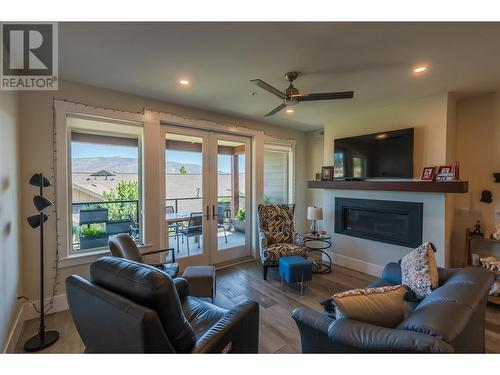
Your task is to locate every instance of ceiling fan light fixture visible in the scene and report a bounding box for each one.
[413,65,427,74]
[251,72,354,117]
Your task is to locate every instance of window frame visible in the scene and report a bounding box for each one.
[263,142,294,204]
[55,102,145,266]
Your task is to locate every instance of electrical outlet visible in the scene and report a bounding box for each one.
[495,208,500,220]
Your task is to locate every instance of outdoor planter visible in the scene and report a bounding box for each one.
[79,235,109,250]
[106,220,132,236]
[232,219,246,233]
[79,207,109,225]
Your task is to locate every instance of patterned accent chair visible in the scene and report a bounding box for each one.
[257,204,307,280]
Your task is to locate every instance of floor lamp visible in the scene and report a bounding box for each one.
[24,173,60,352]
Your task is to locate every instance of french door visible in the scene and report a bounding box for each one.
[162,125,251,267]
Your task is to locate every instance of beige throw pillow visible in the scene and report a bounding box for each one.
[400,242,439,300]
[332,284,408,328]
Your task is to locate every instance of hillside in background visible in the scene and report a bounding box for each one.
[72,157,204,174]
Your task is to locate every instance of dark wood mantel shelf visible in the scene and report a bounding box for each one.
[308,180,468,193]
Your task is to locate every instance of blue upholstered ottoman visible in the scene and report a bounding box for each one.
[279,256,312,295]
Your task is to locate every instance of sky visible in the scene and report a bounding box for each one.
[72,142,245,173]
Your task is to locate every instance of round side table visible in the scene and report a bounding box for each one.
[303,233,332,274]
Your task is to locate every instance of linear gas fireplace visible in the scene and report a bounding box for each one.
[334,197,423,248]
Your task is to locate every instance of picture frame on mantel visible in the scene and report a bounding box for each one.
[435,165,454,182]
[420,166,436,181]
[321,166,334,181]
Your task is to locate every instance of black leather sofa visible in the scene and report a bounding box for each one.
[66,256,259,353]
[291,263,494,353]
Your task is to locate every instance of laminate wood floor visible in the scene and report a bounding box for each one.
[15,260,500,353]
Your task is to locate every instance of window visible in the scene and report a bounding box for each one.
[263,145,292,204]
[68,118,143,253]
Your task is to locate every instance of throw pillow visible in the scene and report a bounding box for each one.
[332,284,408,328]
[400,242,439,300]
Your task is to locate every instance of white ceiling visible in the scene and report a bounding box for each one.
[59,22,500,131]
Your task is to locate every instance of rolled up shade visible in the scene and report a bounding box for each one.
[71,132,138,147]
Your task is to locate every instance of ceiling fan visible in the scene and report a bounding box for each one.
[250,72,354,117]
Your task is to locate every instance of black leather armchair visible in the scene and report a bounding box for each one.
[292,263,494,353]
[66,256,259,353]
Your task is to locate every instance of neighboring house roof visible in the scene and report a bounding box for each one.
[72,173,138,201]
[72,172,244,203]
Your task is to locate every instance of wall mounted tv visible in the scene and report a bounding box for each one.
[333,128,414,180]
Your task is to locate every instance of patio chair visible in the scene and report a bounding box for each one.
[178,212,203,256]
[108,233,179,278]
[217,205,228,243]
[166,205,181,252]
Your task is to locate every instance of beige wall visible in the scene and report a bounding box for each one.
[0,91,21,351]
[315,93,456,273]
[451,93,500,266]
[323,94,450,170]
[305,131,324,229]
[18,80,307,300]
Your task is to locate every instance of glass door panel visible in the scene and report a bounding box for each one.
[163,126,251,267]
[211,135,251,263]
[165,130,209,264]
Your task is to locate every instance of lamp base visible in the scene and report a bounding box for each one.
[310,220,318,235]
[24,330,59,352]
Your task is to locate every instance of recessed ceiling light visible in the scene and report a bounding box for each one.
[413,66,427,74]
[286,108,294,113]
[179,79,190,85]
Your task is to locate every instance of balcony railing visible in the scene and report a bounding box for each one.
[72,199,139,250]
[71,195,245,251]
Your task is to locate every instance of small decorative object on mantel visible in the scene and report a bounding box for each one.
[321,166,334,181]
[480,190,492,203]
[452,161,460,180]
[420,166,437,181]
[315,173,321,181]
[493,173,500,183]
[435,165,454,181]
[470,221,484,237]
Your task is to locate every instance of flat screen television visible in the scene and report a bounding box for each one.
[333,128,414,180]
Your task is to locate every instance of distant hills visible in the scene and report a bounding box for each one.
[72,157,205,174]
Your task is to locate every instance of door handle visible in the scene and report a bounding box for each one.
[205,205,210,220]
[212,205,218,219]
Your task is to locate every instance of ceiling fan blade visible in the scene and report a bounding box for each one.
[264,103,287,117]
[295,91,354,102]
[250,79,288,100]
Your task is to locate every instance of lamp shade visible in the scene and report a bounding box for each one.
[307,207,323,221]
[33,195,54,212]
[27,214,48,229]
[29,173,51,188]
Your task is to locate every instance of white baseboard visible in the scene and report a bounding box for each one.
[332,253,384,277]
[2,294,69,353]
